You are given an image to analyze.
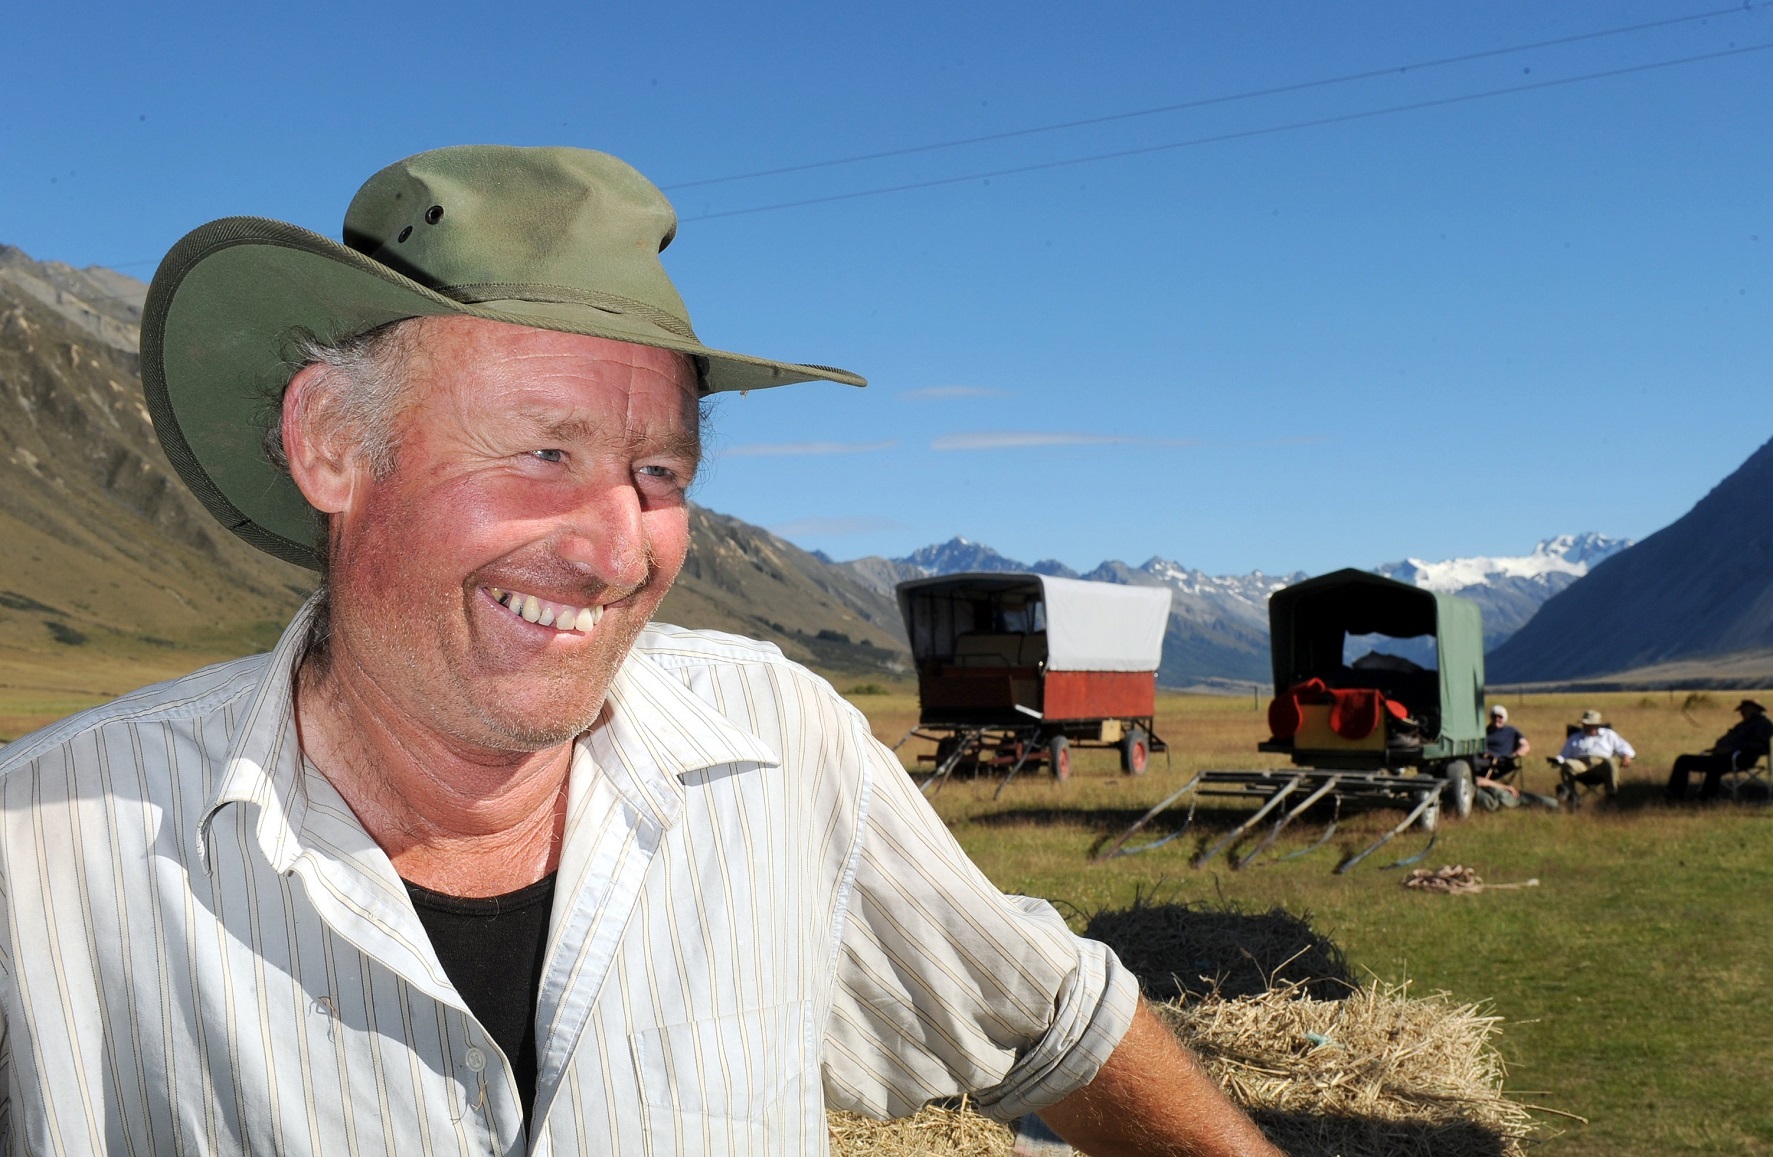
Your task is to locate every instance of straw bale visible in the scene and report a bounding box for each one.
[828,1099,1012,1157]
[827,983,1536,1157]
[1159,981,1536,1157]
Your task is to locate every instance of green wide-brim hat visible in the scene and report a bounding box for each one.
[142,144,866,570]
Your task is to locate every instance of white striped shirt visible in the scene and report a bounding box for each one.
[0,603,1136,1155]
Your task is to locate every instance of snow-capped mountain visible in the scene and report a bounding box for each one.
[1376,533,1630,592]
[1374,534,1634,648]
[833,533,1630,685]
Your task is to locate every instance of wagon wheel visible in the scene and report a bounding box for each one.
[1048,735,1072,783]
[1119,725,1150,776]
[1443,759,1475,820]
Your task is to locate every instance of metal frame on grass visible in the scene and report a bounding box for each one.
[1094,768,1445,874]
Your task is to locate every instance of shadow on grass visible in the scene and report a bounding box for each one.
[1246,1109,1516,1157]
[1083,893,1357,1002]
[1554,777,1773,812]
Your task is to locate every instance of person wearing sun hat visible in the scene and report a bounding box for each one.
[0,147,1277,1156]
[1665,698,1773,802]
[1550,708,1636,804]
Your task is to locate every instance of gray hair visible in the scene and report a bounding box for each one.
[263,319,421,483]
[263,319,422,666]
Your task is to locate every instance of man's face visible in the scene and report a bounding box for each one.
[320,316,700,753]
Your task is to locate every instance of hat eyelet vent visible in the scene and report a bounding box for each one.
[425,205,445,224]
[396,226,413,243]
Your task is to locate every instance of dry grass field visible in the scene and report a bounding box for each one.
[846,684,1773,1156]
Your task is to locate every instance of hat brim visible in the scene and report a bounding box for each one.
[142,216,866,570]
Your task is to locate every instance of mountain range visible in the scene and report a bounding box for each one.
[823,533,1631,686]
[1490,434,1773,684]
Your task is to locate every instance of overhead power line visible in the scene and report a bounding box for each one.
[664,2,1765,192]
[680,40,1773,223]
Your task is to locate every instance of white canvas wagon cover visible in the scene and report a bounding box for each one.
[897,573,1172,672]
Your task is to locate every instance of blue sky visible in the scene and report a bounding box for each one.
[5,1,1770,575]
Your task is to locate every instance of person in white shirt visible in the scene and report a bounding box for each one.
[1551,709,1636,803]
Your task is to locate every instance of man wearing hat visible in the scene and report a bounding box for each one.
[1665,699,1773,802]
[1550,709,1635,803]
[0,147,1277,1155]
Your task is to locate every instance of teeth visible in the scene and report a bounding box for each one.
[486,586,603,635]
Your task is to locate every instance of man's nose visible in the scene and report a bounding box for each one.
[553,479,649,589]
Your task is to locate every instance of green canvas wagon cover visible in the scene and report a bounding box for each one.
[1268,569,1486,755]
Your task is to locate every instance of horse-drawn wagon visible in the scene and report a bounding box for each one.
[894,572,1173,794]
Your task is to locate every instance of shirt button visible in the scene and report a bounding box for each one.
[465,1047,487,1072]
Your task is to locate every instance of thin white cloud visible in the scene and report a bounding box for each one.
[930,431,1206,451]
[722,439,897,457]
[900,385,1013,401]
[770,515,909,538]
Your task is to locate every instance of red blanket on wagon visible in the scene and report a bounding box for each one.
[1268,678,1409,742]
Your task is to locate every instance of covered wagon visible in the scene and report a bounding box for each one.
[1100,569,1489,872]
[895,572,1173,791]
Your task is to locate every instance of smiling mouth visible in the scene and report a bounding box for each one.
[487,586,606,633]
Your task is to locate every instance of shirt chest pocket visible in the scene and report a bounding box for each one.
[629,999,815,1129]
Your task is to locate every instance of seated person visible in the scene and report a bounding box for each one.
[1550,710,1634,802]
[1480,704,1530,779]
[1473,705,1538,808]
[1664,698,1773,802]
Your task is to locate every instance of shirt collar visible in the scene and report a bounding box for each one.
[198,602,781,872]
[574,640,782,829]
[197,595,319,873]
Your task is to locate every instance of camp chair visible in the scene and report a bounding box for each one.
[1716,751,1770,803]
[1550,723,1617,808]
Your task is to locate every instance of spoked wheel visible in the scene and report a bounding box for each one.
[1119,726,1150,776]
[1048,735,1072,782]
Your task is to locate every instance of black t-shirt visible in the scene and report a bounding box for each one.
[404,873,557,1123]
[1485,724,1525,758]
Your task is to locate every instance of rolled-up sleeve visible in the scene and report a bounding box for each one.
[821,716,1139,1121]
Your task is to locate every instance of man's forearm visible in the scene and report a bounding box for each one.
[1039,1000,1282,1157]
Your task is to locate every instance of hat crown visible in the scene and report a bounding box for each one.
[342,145,696,339]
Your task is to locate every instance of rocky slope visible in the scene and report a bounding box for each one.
[658,507,908,676]
[1489,437,1773,682]
[0,246,314,658]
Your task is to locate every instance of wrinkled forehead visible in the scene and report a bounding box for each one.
[403,315,701,420]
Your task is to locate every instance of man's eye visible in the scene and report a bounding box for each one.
[531,449,564,463]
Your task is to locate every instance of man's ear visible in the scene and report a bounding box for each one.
[281,362,362,516]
